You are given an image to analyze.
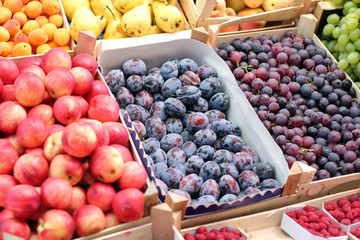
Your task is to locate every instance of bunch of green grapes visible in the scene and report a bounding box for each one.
[321,0,360,83]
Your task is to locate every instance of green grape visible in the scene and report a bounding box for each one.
[339,44,347,52]
[351,63,357,69]
[343,8,349,15]
[339,34,350,45]
[335,42,341,51]
[349,28,360,41]
[345,18,358,30]
[328,40,337,52]
[327,13,340,25]
[340,17,347,25]
[356,82,360,88]
[333,52,340,60]
[338,58,349,70]
[332,27,341,39]
[349,73,356,81]
[354,8,360,17]
[349,7,357,13]
[345,66,353,75]
[322,40,329,47]
[347,13,359,21]
[344,1,357,11]
[347,52,360,64]
[357,62,360,72]
[333,0,343,4]
[353,0,360,4]
[339,52,349,60]
[355,69,360,79]
[346,42,356,52]
[354,39,360,50]
[340,24,350,34]
[323,24,335,35]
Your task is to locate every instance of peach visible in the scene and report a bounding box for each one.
[17,56,41,72]
[0,7,12,24]
[53,95,81,125]
[37,209,75,240]
[41,177,72,209]
[13,153,49,185]
[110,144,134,163]
[13,12,27,26]
[3,19,20,36]
[73,95,89,118]
[54,28,70,46]
[35,15,48,27]
[0,55,19,84]
[118,161,147,190]
[36,43,51,54]
[112,188,144,222]
[28,104,55,126]
[41,48,71,74]
[243,0,263,8]
[73,205,106,237]
[20,64,46,80]
[83,80,110,103]
[89,146,124,183]
[105,212,122,228]
[0,174,17,207]
[48,13,62,28]
[45,124,64,138]
[4,184,41,218]
[43,131,64,161]
[263,0,292,11]
[45,68,75,98]
[47,40,58,48]
[42,0,59,15]
[41,23,57,40]
[25,0,42,19]
[24,147,46,159]
[4,0,23,14]
[12,42,32,56]
[62,121,98,158]
[14,32,30,44]
[72,53,98,77]
[79,118,109,147]
[16,117,47,148]
[49,154,84,185]
[211,0,226,17]
[103,122,129,146]
[70,67,93,96]
[0,101,26,134]
[22,19,39,35]
[87,182,116,212]
[0,218,31,239]
[5,134,25,155]
[14,72,45,106]
[88,95,120,123]
[28,28,48,45]
[0,41,11,57]
[237,8,266,30]
[66,186,87,214]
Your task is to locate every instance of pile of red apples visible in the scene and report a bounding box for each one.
[0,48,148,240]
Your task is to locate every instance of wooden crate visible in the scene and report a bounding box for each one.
[179,0,311,33]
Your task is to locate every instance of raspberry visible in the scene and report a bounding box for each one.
[304,206,316,212]
[320,229,330,237]
[340,219,351,225]
[339,231,346,236]
[195,233,206,240]
[196,227,208,234]
[239,238,247,240]
[226,233,236,239]
[220,227,229,233]
[338,198,351,207]
[342,204,351,213]
[308,212,319,223]
[299,215,309,223]
[352,201,360,208]
[295,209,307,218]
[319,217,331,227]
[184,233,196,240]
[210,229,220,235]
[329,222,340,230]
[333,210,345,221]
[286,211,296,218]
[325,201,338,211]
[306,228,316,235]
[230,230,240,236]
[352,218,360,224]
[318,223,327,230]
[215,234,225,240]
[206,232,216,240]
[355,208,360,215]
[302,223,309,228]
[348,194,359,202]
[309,223,320,231]
[296,219,305,226]
[313,232,324,237]
[328,227,340,236]
[346,209,358,220]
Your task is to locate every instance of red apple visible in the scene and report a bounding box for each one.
[89,146,124,183]
[72,53,98,77]
[87,182,116,212]
[0,175,17,207]
[13,153,49,186]
[30,232,39,240]
[43,131,64,161]
[73,95,89,118]
[0,218,31,240]
[49,154,84,185]
[220,8,240,33]
[41,48,72,74]
[112,188,144,222]
[14,72,45,107]
[28,187,49,221]
[62,121,98,158]
[17,56,42,72]
[16,117,47,148]
[25,148,46,159]
[46,124,65,139]
[0,101,27,134]
[79,118,109,147]
[88,95,120,123]
[0,139,19,174]
[118,161,147,190]
[0,209,16,222]
[103,122,129,146]
[41,177,72,209]
[238,8,266,30]
[0,78,3,95]
[20,64,46,81]
[66,186,87,214]
[42,90,56,106]
[4,184,41,218]
[79,163,94,187]
[0,57,19,85]
[83,80,109,103]
[5,134,25,156]
[0,85,16,103]
[73,205,106,237]
[110,144,134,163]
[45,68,75,99]
[53,96,81,125]
[28,104,55,126]
[70,67,94,96]
[105,212,122,228]
[37,209,75,240]
[211,0,226,17]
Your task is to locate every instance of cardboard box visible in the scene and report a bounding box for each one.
[281,205,348,240]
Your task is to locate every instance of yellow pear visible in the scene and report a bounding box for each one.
[95,14,106,38]
[114,0,143,14]
[152,1,185,33]
[62,0,90,20]
[103,17,127,39]
[120,5,151,37]
[70,6,100,41]
[148,25,163,35]
[90,0,122,26]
